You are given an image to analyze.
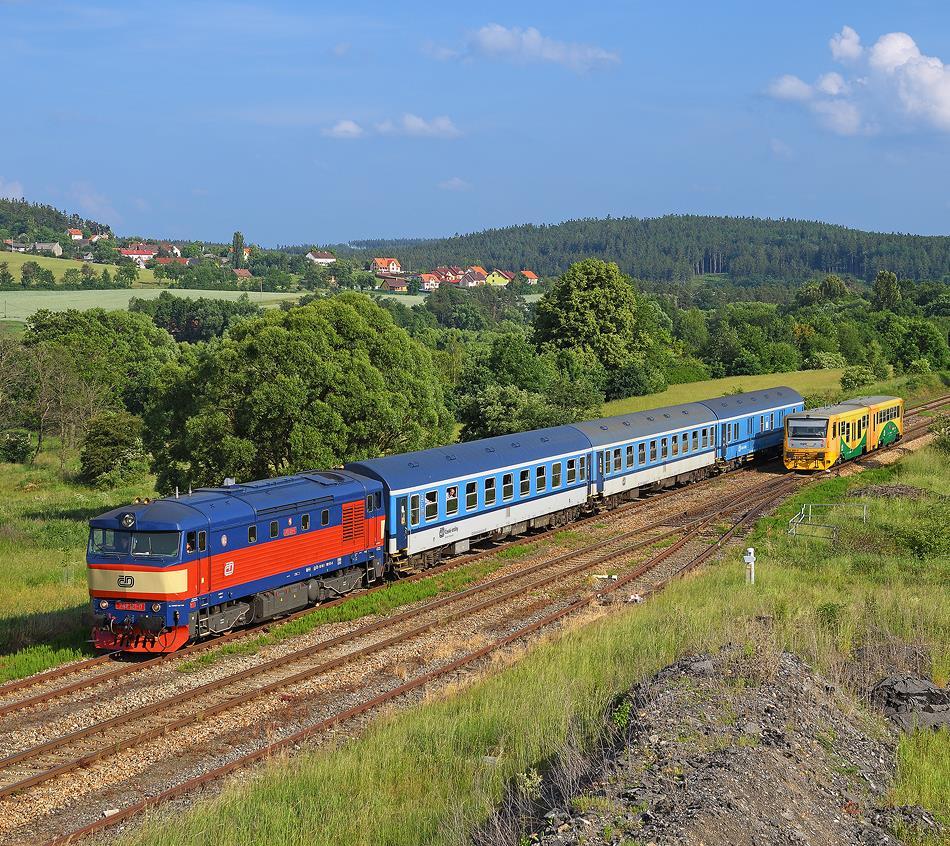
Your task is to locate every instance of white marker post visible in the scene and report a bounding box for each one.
[743,547,756,584]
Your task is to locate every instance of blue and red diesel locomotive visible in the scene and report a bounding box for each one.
[87,386,804,652]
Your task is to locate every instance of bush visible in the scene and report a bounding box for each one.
[78,411,150,488]
[605,359,668,401]
[664,356,709,385]
[0,429,32,463]
[907,357,932,375]
[807,352,847,370]
[840,366,875,393]
[931,414,950,454]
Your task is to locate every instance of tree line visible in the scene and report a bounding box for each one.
[0,260,947,492]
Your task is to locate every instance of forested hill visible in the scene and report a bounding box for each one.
[333,215,950,283]
[0,198,111,241]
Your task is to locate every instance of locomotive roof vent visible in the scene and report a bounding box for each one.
[600,425,608,430]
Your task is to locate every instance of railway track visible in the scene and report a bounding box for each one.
[2,390,946,845]
[17,472,802,846]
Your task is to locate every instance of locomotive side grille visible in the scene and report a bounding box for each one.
[342,501,364,541]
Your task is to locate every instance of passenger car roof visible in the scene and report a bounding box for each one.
[567,402,717,447]
[346,425,591,492]
[696,387,804,420]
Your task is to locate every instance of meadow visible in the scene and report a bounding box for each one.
[0,249,158,284]
[0,288,301,322]
[122,445,950,846]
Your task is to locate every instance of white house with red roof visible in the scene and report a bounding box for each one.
[66,228,83,240]
[520,270,539,285]
[306,250,337,265]
[119,246,157,268]
[372,257,401,274]
[419,272,441,291]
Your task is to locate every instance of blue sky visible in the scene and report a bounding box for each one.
[2,1,949,244]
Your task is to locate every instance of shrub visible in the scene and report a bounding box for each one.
[78,411,150,488]
[840,366,875,393]
[665,356,709,385]
[0,429,32,463]
[907,357,932,375]
[931,414,950,455]
[807,352,847,370]
[605,359,667,400]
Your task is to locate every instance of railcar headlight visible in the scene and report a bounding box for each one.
[151,603,162,612]
[121,513,135,529]
[99,600,109,609]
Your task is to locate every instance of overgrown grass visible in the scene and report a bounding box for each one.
[124,446,950,846]
[892,729,950,836]
[0,446,158,681]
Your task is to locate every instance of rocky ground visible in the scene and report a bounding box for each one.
[479,635,947,846]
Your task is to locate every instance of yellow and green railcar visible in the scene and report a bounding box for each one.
[783,395,903,471]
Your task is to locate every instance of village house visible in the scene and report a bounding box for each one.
[378,274,408,293]
[33,242,63,257]
[485,269,514,286]
[89,233,109,243]
[119,246,156,268]
[457,268,486,288]
[466,265,487,277]
[520,270,539,285]
[159,243,182,258]
[306,250,337,265]
[7,242,29,253]
[432,265,462,282]
[372,257,402,274]
[419,272,441,291]
[66,228,83,240]
[233,268,253,280]
[154,257,189,266]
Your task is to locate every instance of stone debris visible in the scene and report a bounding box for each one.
[485,647,945,846]
[869,674,950,731]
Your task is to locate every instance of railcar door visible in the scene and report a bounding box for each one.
[395,496,409,551]
[595,451,604,496]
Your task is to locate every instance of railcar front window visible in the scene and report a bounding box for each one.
[90,529,180,558]
[789,421,827,439]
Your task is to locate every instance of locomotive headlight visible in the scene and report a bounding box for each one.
[99,600,109,609]
[151,603,162,612]
[121,513,135,529]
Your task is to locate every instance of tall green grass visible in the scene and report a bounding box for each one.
[124,446,950,846]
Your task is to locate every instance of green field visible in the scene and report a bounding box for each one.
[0,288,302,322]
[0,249,158,284]
[125,445,950,846]
[603,369,847,415]
[369,290,543,307]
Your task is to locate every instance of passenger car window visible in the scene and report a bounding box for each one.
[536,465,546,492]
[638,443,646,464]
[701,429,708,448]
[681,433,688,453]
[485,477,496,505]
[520,469,530,496]
[425,490,438,521]
[661,439,668,459]
[466,481,477,510]
[579,456,587,480]
[552,462,561,487]
[446,486,459,515]
[566,459,576,484]
[410,495,420,525]
[672,436,679,456]
[691,431,698,452]
[503,473,514,500]
[613,449,621,472]
[650,440,657,461]
[626,445,633,467]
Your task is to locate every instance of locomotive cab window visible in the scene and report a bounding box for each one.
[503,473,514,500]
[520,469,530,496]
[424,490,438,521]
[198,531,206,552]
[375,492,382,510]
[321,509,329,527]
[270,521,278,539]
[366,494,373,512]
[466,481,477,510]
[301,513,310,531]
[485,477,497,506]
[248,525,257,543]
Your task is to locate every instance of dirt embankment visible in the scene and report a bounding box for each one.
[478,637,946,846]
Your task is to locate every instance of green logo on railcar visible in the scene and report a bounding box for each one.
[878,420,899,447]
[839,431,867,460]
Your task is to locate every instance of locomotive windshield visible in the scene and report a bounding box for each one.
[788,420,827,439]
[89,529,180,558]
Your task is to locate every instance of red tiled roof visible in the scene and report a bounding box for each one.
[493,269,515,280]
[520,270,539,279]
[232,268,253,278]
[419,273,440,282]
[66,228,82,235]
[468,265,487,276]
[119,248,156,257]
[154,257,189,265]
[373,257,400,269]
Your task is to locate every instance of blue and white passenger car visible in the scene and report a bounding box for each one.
[698,387,804,464]
[347,425,592,564]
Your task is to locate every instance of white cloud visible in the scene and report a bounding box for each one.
[438,176,471,191]
[458,23,619,73]
[830,25,863,62]
[768,26,950,135]
[816,72,848,96]
[768,74,813,101]
[323,119,365,139]
[0,177,24,199]
[376,114,460,138]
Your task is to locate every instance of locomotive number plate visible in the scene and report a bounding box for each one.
[115,601,146,611]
